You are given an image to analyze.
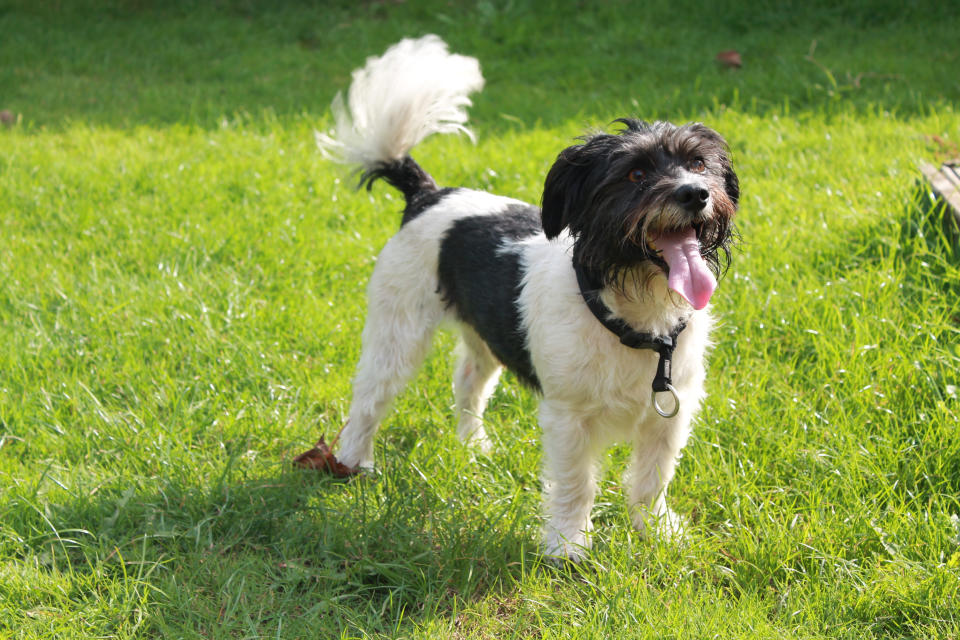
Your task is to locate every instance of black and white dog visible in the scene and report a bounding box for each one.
[316,35,738,560]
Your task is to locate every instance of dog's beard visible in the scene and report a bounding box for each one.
[573,204,734,303]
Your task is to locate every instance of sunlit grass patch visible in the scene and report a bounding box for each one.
[2,1,960,638]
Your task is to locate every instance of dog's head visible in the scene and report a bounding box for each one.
[541,119,738,304]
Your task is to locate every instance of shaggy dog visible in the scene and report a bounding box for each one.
[313,35,739,560]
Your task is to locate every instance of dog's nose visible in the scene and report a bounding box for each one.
[674,184,709,213]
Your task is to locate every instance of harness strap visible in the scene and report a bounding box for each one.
[574,264,687,396]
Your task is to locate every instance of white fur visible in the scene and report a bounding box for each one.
[316,35,484,166]
[320,36,713,561]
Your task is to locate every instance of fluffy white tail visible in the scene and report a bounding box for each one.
[316,35,485,169]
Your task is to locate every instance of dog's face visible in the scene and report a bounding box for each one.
[541,119,739,289]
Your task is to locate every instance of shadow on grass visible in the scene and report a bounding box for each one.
[1,0,957,131]
[10,458,541,634]
[897,183,960,271]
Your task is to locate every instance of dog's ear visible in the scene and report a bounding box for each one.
[541,146,593,239]
[723,163,740,207]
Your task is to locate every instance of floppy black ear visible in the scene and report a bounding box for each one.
[724,165,740,207]
[541,146,593,239]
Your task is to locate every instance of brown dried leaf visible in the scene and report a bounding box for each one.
[928,134,960,164]
[715,50,742,68]
[293,436,360,477]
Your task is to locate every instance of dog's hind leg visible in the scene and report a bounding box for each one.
[336,251,445,470]
[453,326,502,452]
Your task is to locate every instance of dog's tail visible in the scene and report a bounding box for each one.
[316,35,484,206]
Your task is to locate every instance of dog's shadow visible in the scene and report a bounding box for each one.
[22,450,550,634]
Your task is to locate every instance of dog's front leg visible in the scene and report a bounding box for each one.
[539,401,598,562]
[625,418,691,542]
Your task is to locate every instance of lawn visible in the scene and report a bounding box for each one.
[1,0,959,638]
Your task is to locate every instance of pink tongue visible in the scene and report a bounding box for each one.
[655,229,717,310]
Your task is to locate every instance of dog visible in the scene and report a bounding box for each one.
[314,35,739,560]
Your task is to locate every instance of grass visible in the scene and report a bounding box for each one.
[1,0,959,637]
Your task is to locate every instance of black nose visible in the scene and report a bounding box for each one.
[674,184,709,213]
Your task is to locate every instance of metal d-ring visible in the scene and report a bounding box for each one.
[651,383,680,418]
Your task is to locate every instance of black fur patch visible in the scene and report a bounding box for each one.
[404,187,460,226]
[438,205,543,390]
[357,155,454,226]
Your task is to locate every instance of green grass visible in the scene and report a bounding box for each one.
[1,0,960,637]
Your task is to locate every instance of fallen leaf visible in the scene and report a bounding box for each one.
[928,134,960,164]
[715,50,742,68]
[293,436,360,477]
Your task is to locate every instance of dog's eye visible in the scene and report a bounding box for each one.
[628,168,646,183]
[688,158,706,173]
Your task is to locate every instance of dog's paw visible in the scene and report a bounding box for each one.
[334,448,375,472]
[332,431,376,471]
[632,507,687,543]
[543,528,592,563]
[456,418,493,454]
[468,433,493,455]
[544,542,590,564]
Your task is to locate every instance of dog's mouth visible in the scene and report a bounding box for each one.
[645,224,717,310]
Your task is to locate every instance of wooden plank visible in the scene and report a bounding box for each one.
[947,164,960,187]
[921,162,960,223]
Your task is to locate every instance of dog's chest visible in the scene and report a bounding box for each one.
[548,336,674,409]
[517,243,709,422]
